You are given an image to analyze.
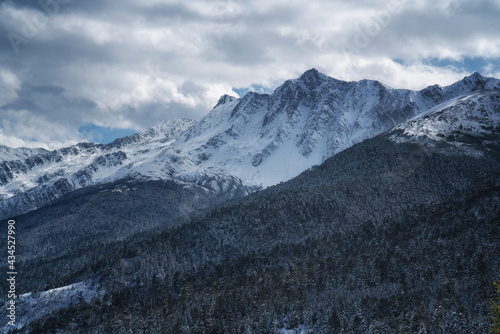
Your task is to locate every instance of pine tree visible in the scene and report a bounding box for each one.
[492,276,500,334]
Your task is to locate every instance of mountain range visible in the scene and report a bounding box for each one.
[1,69,499,220]
[1,69,500,333]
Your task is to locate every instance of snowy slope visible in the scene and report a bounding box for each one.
[0,146,49,162]
[1,70,499,219]
[1,281,100,333]
[389,90,500,150]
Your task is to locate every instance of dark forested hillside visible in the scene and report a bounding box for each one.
[0,176,248,297]
[11,111,500,333]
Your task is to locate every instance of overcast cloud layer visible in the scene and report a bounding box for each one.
[1,0,500,148]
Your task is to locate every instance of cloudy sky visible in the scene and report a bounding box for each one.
[1,0,500,149]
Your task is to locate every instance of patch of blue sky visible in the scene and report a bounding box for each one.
[394,57,499,74]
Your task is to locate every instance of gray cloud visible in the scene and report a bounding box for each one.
[1,0,499,148]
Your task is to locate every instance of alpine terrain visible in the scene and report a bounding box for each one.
[1,69,499,220]
[1,70,499,333]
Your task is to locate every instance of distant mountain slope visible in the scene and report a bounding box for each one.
[7,89,500,333]
[12,176,246,261]
[1,70,499,220]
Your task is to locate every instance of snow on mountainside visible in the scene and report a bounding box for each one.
[0,146,48,162]
[1,70,499,219]
[389,90,500,155]
[392,90,500,140]
[1,280,100,333]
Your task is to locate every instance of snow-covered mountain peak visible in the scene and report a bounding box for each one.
[214,94,239,108]
[176,70,500,187]
[297,68,328,89]
[300,67,321,79]
[444,72,499,95]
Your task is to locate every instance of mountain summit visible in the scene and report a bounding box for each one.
[1,70,499,219]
